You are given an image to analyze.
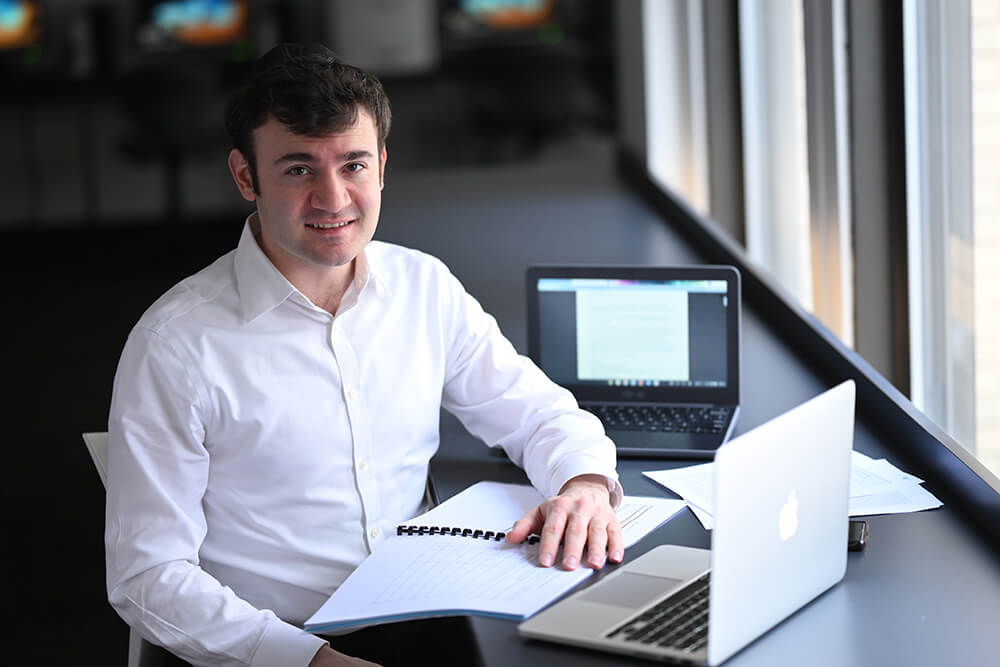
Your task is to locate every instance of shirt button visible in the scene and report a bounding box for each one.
[358,458,369,471]
[370,527,380,539]
[347,388,358,400]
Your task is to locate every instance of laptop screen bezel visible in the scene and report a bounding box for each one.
[526,265,741,406]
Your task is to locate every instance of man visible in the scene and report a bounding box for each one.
[106,43,622,667]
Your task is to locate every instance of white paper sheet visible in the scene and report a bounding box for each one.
[643,451,942,530]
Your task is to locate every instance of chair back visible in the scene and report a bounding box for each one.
[83,432,110,487]
[83,431,168,667]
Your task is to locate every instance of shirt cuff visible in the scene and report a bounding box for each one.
[591,474,624,509]
[605,476,625,509]
[249,617,329,667]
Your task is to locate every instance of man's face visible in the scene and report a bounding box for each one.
[228,109,386,286]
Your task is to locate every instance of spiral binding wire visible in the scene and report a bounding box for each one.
[395,525,541,544]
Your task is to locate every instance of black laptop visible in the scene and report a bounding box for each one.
[526,265,741,459]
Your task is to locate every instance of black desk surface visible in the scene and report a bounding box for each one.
[377,146,1000,666]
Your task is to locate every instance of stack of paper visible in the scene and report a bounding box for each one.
[643,451,943,530]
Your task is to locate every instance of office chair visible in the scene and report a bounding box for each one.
[83,432,184,667]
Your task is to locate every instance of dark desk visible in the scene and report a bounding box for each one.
[378,145,1000,666]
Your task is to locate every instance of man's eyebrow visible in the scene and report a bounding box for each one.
[274,152,315,165]
[273,150,374,165]
[343,150,374,161]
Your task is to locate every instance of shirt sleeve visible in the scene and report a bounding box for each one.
[106,327,327,667]
[437,268,623,504]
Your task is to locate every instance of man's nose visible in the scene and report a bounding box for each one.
[311,171,351,212]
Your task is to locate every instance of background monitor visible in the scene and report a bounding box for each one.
[0,0,40,51]
[117,0,254,71]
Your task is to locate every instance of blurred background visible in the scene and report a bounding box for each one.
[0,0,615,228]
[0,0,617,662]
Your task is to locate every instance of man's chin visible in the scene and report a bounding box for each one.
[310,244,368,269]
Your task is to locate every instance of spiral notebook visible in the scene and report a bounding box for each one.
[304,481,686,633]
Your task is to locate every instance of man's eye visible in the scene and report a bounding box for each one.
[345,163,365,174]
[287,166,309,176]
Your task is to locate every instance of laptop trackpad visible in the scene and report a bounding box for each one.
[580,572,683,609]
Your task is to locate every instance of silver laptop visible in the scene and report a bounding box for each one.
[526,265,741,459]
[518,380,855,665]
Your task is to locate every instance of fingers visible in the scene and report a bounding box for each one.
[605,517,625,564]
[513,478,622,571]
[505,507,543,544]
[509,501,578,568]
[559,506,591,570]
[535,496,620,571]
[507,502,570,568]
[583,516,609,569]
[538,501,570,567]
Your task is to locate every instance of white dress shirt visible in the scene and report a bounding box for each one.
[106,218,621,666]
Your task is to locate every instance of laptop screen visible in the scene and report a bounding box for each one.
[527,266,740,405]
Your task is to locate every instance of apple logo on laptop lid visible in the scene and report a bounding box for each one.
[779,490,799,541]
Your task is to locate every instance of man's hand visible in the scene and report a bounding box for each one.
[309,644,382,666]
[506,474,623,570]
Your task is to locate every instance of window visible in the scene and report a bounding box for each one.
[901,0,1000,479]
[631,0,854,343]
[971,0,1000,475]
[621,0,1000,478]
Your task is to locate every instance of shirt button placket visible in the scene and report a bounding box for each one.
[331,319,381,552]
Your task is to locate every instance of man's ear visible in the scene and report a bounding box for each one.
[379,146,388,191]
[228,149,257,202]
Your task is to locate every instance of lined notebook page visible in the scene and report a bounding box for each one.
[305,482,685,632]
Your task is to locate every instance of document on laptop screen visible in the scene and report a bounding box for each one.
[576,287,690,381]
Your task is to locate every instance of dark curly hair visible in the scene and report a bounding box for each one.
[224,43,392,193]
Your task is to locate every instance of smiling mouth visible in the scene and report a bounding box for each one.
[306,220,353,229]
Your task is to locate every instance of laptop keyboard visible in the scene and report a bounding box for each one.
[584,404,731,434]
[605,572,711,653]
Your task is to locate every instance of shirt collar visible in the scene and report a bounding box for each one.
[352,243,393,301]
[234,213,299,322]
[234,213,391,322]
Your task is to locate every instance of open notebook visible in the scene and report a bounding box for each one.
[304,481,685,633]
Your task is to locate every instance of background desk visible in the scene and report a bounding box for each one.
[377,147,1000,666]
